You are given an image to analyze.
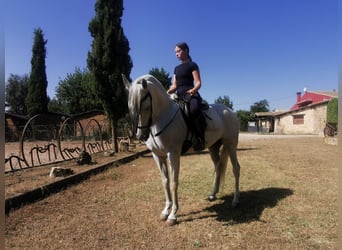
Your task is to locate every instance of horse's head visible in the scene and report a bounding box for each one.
[123,74,152,141]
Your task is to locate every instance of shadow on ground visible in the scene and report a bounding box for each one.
[138,145,258,160]
[179,187,294,225]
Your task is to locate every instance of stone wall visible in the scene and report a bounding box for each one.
[274,103,327,135]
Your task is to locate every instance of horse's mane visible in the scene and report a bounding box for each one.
[128,81,142,121]
[141,74,166,92]
[128,74,167,121]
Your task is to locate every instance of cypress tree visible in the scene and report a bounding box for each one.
[87,0,133,152]
[25,28,49,117]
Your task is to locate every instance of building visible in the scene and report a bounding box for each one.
[5,113,28,141]
[253,110,287,133]
[71,109,108,138]
[255,90,338,135]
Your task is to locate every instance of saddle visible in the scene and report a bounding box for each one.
[171,94,209,154]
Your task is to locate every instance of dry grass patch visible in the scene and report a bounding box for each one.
[5,137,337,249]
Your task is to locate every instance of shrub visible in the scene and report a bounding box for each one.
[327,98,338,124]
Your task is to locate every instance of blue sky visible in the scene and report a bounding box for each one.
[5,0,337,111]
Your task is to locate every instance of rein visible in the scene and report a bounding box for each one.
[137,90,180,137]
[154,109,179,136]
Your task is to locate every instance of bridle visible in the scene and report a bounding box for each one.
[135,90,180,139]
[136,91,152,131]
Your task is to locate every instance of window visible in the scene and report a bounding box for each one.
[293,114,304,125]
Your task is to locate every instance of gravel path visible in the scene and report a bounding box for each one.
[238,133,321,141]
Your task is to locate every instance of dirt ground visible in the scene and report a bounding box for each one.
[5,144,146,198]
[5,135,338,249]
[5,140,116,173]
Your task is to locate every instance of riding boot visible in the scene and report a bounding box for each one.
[192,115,205,151]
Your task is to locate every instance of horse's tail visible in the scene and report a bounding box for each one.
[219,140,240,188]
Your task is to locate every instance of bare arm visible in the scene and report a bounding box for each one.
[187,69,201,96]
[167,74,177,94]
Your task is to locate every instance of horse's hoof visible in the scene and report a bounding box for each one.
[160,213,168,221]
[208,195,216,202]
[165,218,177,226]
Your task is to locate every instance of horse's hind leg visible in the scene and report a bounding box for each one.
[208,141,227,201]
[228,144,240,207]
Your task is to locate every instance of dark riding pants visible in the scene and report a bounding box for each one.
[179,93,202,119]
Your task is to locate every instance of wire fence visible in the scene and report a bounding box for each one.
[5,113,131,174]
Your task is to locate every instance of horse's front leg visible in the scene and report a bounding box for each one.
[165,152,180,226]
[152,153,172,221]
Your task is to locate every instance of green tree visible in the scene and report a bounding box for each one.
[250,99,270,113]
[149,67,171,90]
[53,68,102,114]
[327,98,338,124]
[48,98,64,113]
[25,28,49,117]
[87,0,133,152]
[5,74,29,115]
[249,99,269,122]
[236,110,252,131]
[214,95,233,110]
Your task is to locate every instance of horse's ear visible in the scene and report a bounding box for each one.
[137,78,148,89]
[141,79,147,89]
[122,74,131,90]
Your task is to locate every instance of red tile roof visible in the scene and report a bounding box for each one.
[290,91,337,111]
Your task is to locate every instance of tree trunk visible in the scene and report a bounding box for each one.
[111,118,119,152]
